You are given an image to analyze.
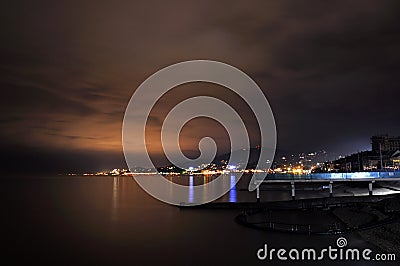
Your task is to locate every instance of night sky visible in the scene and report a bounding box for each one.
[1,0,400,173]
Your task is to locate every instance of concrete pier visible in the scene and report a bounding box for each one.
[254,177,400,202]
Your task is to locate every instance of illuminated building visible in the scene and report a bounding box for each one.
[332,135,400,171]
[371,134,400,152]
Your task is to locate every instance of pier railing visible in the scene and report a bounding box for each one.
[253,171,400,202]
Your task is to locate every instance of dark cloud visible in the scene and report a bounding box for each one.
[1,0,400,172]
[0,82,96,115]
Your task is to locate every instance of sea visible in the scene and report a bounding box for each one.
[0,175,397,265]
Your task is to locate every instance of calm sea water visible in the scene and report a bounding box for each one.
[0,175,394,265]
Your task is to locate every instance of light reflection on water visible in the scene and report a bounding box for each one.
[184,174,237,203]
[112,176,119,221]
[160,174,242,204]
[189,175,194,203]
[229,175,237,202]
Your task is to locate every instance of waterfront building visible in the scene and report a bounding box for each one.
[331,135,400,172]
[371,134,400,153]
[391,151,400,170]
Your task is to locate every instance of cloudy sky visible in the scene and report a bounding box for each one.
[1,0,400,173]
